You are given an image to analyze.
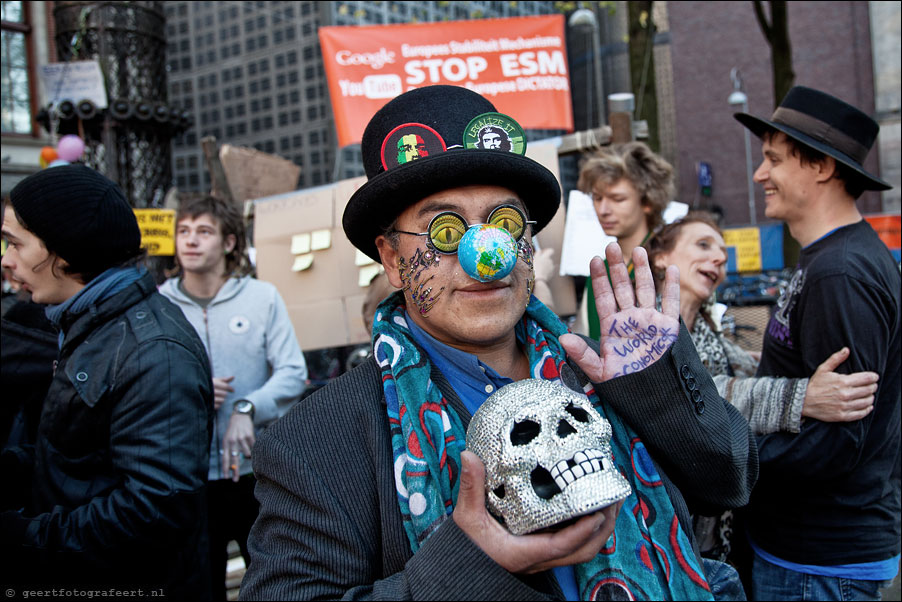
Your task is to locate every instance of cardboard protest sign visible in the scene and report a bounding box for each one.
[133,209,175,256]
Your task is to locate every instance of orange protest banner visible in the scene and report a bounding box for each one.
[864,213,901,250]
[319,15,574,147]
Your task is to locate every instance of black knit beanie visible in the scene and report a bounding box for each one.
[9,164,141,275]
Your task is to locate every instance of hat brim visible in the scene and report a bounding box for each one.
[734,112,891,191]
[343,149,562,263]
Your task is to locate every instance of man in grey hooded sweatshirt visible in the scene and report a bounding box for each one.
[160,194,307,600]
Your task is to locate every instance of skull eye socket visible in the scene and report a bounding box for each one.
[557,419,577,437]
[510,419,540,446]
[492,484,506,499]
[565,402,590,423]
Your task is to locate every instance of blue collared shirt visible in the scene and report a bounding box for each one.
[404,312,514,416]
[403,312,581,600]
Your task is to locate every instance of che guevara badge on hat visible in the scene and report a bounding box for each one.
[463,112,527,155]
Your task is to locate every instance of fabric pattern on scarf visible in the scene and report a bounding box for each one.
[373,292,712,600]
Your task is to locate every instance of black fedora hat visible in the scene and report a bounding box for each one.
[343,85,561,262]
[734,86,890,191]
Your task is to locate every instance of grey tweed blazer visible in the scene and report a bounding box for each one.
[240,326,757,600]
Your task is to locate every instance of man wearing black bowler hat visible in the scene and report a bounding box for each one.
[734,86,900,599]
[241,85,757,600]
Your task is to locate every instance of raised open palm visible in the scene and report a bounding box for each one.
[562,243,680,382]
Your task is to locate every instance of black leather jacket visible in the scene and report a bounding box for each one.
[1,272,214,598]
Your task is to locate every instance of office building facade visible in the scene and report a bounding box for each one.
[164,1,561,195]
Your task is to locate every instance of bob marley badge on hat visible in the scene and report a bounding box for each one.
[464,112,527,155]
[380,123,447,171]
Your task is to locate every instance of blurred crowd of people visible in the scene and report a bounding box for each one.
[1,83,898,601]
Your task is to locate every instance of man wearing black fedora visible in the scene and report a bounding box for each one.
[734,86,900,599]
[241,85,757,600]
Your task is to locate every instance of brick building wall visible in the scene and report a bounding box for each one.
[666,1,881,226]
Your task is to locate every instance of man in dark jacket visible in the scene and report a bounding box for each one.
[734,87,900,599]
[240,85,756,600]
[1,165,214,598]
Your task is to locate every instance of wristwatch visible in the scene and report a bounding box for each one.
[232,399,255,420]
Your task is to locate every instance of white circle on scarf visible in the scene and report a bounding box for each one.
[394,454,409,498]
[409,492,428,516]
[229,315,251,334]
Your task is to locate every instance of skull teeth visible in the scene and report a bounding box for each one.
[549,448,613,491]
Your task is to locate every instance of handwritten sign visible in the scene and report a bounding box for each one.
[133,209,175,256]
[723,227,762,273]
[40,61,109,108]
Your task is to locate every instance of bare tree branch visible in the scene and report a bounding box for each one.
[753,0,772,39]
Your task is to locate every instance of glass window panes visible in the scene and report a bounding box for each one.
[1,2,31,133]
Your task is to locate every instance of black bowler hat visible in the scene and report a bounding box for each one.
[734,86,890,191]
[342,85,562,262]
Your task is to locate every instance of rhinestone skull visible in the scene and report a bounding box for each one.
[466,379,632,535]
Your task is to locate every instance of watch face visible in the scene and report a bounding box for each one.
[235,400,253,414]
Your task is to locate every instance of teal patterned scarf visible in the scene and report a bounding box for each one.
[373,292,712,600]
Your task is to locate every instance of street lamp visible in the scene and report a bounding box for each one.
[569,8,605,127]
[728,67,757,225]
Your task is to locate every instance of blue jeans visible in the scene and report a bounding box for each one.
[751,554,890,601]
[704,558,747,600]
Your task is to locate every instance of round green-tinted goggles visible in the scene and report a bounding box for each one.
[395,204,535,254]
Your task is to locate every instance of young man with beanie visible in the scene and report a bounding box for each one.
[160,194,307,599]
[0,164,214,598]
[734,86,901,599]
[240,85,757,601]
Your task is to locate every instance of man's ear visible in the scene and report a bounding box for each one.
[50,255,86,284]
[223,233,237,254]
[815,156,839,184]
[375,235,403,288]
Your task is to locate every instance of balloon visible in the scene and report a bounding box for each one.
[56,135,85,162]
[40,146,58,163]
[40,157,49,169]
[48,159,71,168]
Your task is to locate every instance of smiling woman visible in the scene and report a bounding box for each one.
[646,212,727,333]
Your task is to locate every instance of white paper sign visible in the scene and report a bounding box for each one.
[358,264,384,287]
[559,190,616,277]
[355,249,375,266]
[663,201,689,225]
[291,254,314,272]
[290,233,311,255]
[40,61,109,108]
[310,229,332,251]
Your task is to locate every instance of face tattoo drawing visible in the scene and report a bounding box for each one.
[398,247,444,316]
[517,236,536,304]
